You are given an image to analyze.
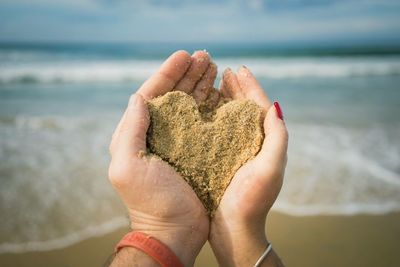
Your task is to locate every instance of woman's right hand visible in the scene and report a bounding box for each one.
[209,66,288,267]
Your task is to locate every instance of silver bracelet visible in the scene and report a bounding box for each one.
[253,243,273,267]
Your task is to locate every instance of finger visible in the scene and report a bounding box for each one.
[192,62,217,102]
[254,102,288,178]
[206,88,221,108]
[219,78,231,99]
[137,50,191,100]
[174,50,210,94]
[112,93,150,159]
[222,68,244,99]
[237,65,271,110]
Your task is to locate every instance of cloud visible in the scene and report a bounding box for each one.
[0,0,399,43]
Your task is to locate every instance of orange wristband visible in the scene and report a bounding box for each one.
[115,232,184,267]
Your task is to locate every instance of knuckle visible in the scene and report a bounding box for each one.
[119,121,130,133]
[108,162,131,187]
[120,117,137,133]
[128,94,136,104]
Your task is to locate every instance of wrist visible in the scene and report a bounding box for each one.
[113,227,205,267]
[135,227,204,267]
[210,212,268,267]
[127,208,209,267]
[112,247,160,267]
[122,201,209,266]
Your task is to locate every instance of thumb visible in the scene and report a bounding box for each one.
[114,93,150,159]
[254,102,288,178]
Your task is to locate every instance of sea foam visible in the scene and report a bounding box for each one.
[0,217,127,254]
[0,115,399,253]
[1,57,400,84]
[1,52,400,253]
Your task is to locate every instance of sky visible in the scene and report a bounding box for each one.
[0,0,399,44]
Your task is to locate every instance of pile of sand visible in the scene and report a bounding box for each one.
[146,91,264,214]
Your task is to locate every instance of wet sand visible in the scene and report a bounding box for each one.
[1,211,399,267]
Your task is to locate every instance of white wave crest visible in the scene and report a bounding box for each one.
[0,116,399,252]
[275,123,400,216]
[0,217,127,254]
[1,57,400,84]
[273,201,400,216]
[0,60,159,84]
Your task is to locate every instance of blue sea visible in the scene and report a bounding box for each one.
[0,43,400,253]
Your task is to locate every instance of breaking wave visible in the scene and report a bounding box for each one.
[0,116,399,253]
[1,57,400,84]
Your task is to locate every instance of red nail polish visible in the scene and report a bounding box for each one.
[274,102,284,120]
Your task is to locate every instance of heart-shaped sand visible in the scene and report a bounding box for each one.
[146,91,264,214]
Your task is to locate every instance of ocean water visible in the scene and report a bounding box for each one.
[0,43,400,253]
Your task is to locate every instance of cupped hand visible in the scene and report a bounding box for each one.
[209,66,288,267]
[108,50,217,266]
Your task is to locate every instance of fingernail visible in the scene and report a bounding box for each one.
[238,65,249,74]
[274,101,284,120]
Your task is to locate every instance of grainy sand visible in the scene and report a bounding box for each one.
[147,91,264,213]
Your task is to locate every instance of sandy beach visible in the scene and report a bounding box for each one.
[1,211,399,267]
